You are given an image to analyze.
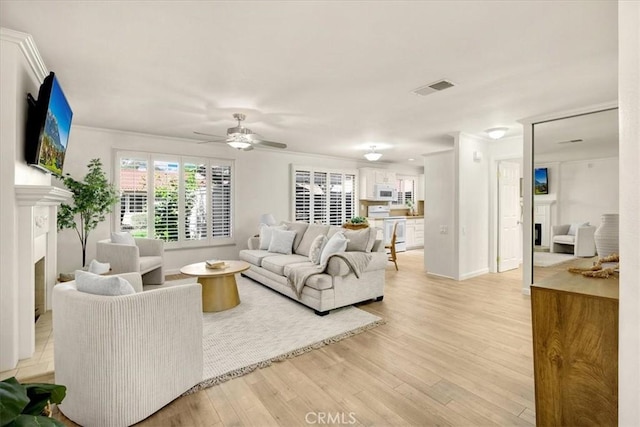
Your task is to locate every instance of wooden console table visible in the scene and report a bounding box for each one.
[531,261,618,426]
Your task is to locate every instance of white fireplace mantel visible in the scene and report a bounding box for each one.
[15,185,72,206]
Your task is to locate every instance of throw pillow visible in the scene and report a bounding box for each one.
[268,229,297,255]
[259,224,286,250]
[320,231,349,265]
[75,270,135,296]
[568,222,590,236]
[343,228,377,252]
[87,259,110,275]
[281,221,310,251]
[308,234,328,264]
[295,223,330,256]
[111,231,135,246]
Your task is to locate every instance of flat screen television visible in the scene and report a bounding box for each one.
[25,72,73,175]
[534,167,548,195]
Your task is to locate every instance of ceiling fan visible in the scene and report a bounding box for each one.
[194,113,287,150]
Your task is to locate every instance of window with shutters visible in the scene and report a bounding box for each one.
[292,165,359,225]
[116,152,234,248]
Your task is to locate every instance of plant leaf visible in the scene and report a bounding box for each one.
[22,384,66,416]
[11,414,66,427]
[0,377,28,427]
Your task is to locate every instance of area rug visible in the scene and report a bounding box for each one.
[167,276,384,394]
[533,252,577,267]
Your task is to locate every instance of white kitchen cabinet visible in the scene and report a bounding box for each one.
[359,168,396,200]
[416,174,425,201]
[368,218,384,241]
[406,218,424,249]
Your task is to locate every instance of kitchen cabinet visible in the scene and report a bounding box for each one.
[359,168,396,200]
[531,266,618,426]
[416,174,425,200]
[405,218,424,249]
[368,218,384,240]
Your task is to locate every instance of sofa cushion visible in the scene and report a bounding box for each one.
[75,270,135,296]
[296,224,330,256]
[554,235,576,245]
[320,231,348,265]
[139,256,162,273]
[262,254,310,276]
[259,224,286,250]
[240,249,279,267]
[110,231,135,246]
[327,225,343,239]
[568,222,590,236]
[268,229,297,255]
[282,221,309,252]
[87,259,110,275]
[308,235,328,264]
[343,228,377,252]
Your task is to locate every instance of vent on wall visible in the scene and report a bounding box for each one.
[412,79,455,96]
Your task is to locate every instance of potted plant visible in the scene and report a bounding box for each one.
[406,199,415,216]
[0,377,66,426]
[57,158,119,267]
[343,216,369,229]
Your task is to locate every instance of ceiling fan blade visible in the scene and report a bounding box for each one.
[197,139,227,145]
[193,131,227,139]
[254,139,287,149]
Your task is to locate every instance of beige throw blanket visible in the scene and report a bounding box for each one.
[287,252,372,299]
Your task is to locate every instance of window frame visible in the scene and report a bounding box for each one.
[114,150,235,249]
[291,164,359,225]
[392,174,417,208]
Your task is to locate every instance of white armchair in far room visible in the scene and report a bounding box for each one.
[550,223,596,257]
[97,237,165,284]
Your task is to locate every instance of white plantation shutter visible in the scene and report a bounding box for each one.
[117,157,148,237]
[394,176,416,207]
[153,160,180,242]
[211,164,232,239]
[292,166,359,225]
[294,170,311,222]
[116,152,234,247]
[184,161,207,241]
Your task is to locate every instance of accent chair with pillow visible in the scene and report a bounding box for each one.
[53,272,203,426]
[550,222,597,257]
[240,221,385,315]
[97,232,165,284]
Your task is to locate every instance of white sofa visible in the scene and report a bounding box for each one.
[551,223,597,257]
[97,237,164,284]
[53,272,203,427]
[239,222,386,315]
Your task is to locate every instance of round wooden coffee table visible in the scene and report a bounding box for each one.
[180,260,250,312]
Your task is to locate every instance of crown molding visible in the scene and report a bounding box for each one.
[0,28,48,82]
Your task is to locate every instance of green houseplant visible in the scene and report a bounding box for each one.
[0,377,66,426]
[57,158,119,267]
[343,216,369,229]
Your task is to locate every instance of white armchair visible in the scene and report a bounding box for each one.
[97,237,164,284]
[551,223,597,257]
[53,273,203,427]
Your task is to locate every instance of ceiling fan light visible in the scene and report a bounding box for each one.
[227,140,252,150]
[485,127,508,140]
[364,145,383,161]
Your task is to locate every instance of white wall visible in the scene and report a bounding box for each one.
[58,126,424,274]
[557,157,618,227]
[423,150,456,278]
[456,133,490,279]
[619,1,640,424]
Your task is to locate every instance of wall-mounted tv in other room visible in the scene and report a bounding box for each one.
[25,72,73,175]
[534,167,548,195]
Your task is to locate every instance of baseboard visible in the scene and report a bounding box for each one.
[459,268,489,281]
[521,287,531,296]
[165,268,180,276]
[426,272,455,280]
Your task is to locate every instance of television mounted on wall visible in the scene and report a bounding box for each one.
[534,167,548,195]
[25,72,73,175]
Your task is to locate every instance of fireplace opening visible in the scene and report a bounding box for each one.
[534,223,542,246]
[34,257,45,322]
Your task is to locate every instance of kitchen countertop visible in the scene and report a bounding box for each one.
[367,215,423,220]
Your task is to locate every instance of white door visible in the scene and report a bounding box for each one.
[498,161,521,272]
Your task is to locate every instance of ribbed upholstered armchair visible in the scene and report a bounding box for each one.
[550,223,597,257]
[97,237,164,284]
[53,273,203,427]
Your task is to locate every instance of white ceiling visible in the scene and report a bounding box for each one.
[0,1,618,165]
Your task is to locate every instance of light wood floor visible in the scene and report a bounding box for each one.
[17,251,574,426]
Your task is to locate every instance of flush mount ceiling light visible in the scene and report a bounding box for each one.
[485,127,509,140]
[226,135,252,150]
[364,145,382,161]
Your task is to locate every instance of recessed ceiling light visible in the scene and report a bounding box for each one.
[408,158,415,161]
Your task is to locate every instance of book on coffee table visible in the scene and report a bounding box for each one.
[205,259,227,269]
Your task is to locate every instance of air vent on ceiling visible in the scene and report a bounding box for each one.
[412,79,455,96]
[557,139,584,144]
